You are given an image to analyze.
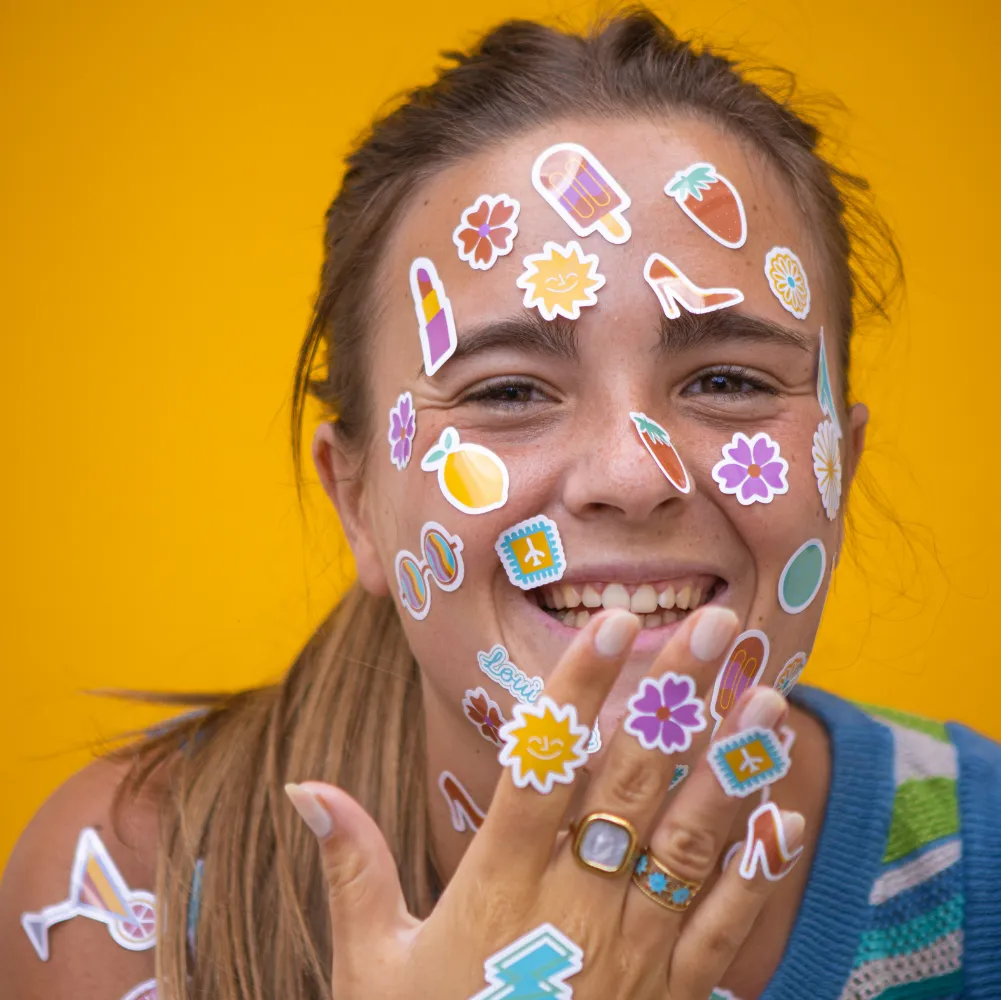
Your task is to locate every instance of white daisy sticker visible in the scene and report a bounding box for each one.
[812,419,842,520]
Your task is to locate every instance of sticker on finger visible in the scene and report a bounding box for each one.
[665,162,747,249]
[777,539,827,615]
[495,515,566,590]
[471,922,584,1000]
[624,671,706,754]
[438,770,486,834]
[708,726,790,798]
[453,193,520,270]
[710,629,769,736]
[711,431,789,505]
[764,246,810,320]
[421,427,509,515]
[516,241,605,321]
[629,411,690,492]
[739,801,803,881]
[497,696,590,794]
[462,687,508,746]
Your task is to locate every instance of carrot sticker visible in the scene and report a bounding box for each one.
[629,412,690,493]
[665,162,747,249]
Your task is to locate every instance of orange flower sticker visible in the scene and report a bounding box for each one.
[452,194,520,271]
[764,246,810,320]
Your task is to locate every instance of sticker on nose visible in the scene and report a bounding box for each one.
[421,427,509,515]
[709,629,770,737]
[516,241,606,321]
[629,411,691,493]
[497,695,590,794]
[495,515,567,590]
[777,539,827,614]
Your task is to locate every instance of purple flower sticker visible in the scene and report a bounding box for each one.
[711,431,789,505]
[387,392,416,471]
[624,671,707,754]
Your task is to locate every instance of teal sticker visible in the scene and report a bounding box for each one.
[777,539,827,614]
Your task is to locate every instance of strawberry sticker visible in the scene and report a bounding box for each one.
[629,412,691,493]
[665,162,747,250]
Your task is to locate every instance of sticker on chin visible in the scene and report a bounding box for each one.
[712,432,788,505]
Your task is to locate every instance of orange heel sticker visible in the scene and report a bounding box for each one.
[739,801,803,881]
[438,770,486,833]
[644,254,744,318]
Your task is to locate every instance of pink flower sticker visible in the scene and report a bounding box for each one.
[452,194,520,271]
[711,431,789,505]
[387,392,416,471]
[624,671,706,754]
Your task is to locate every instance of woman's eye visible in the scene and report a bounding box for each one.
[464,380,550,407]
[682,368,775,398]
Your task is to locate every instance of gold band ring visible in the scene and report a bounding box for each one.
[631,849,702,911]
[570,812,638,876]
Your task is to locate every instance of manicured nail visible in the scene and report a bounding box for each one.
[780,810,806,852]
[738,687,787,730]
[285,782,333,840]
[689,607,738,661]
[594,610,640,658]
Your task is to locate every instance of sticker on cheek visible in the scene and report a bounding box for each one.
[812,419,842,520]
[816,328,843,437]
[764,246,811,320]
[711,431,789,505]
[708,726,791,798]
[471,922,584,1000]
[495,515,567,590]
[121,981,158,1000]
[710,629,769,737]
[516,240,606,321]
[409,257,457,376]
[777,538,827,615]
[643,254,744,318]
[775,652,808,698]
[438,770,486,833]
[665,162,747,249]
[629,411,691,492]
[532,142,631,244]
[394,521,465,621]
[452,193,520,271]
[477,644,545,704]
[739,801,804,881]
[624,671,706,754]
[421,427,509,515]
[497,696,590,794]
[462,686,509,747]
[387,392,416,471]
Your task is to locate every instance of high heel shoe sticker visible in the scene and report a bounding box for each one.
[643,253,744,318]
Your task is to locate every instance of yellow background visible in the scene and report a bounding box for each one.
[1,0,998,868]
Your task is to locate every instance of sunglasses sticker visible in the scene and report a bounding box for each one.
[495,515,567,590]
[516,241,605,322]
[21,828,157,962]
[708,726,791,798]
[462,687,508,747]
[394,520,465,621]
[410,257,457,376]
[387,392,416,471]
[532,142,631,244]
[774,652,808,698]
[421,426,509,516]
[665,162,747,250]
[477,644,545,704]
[816,328,842,437]
[643,253,744,318]
[471,922,584,1000]
[438,770,486,834]
[711,431,789,505]
[813,419,842,521]
[453,193,520,271]
[498,696,590,794]
[739,801,803,881]
[121,982,158,1000]
[710,629,770,737]
[778,538,827,615]
[624,671,707,754]
[629,411,691,492]
[764,246,810,320]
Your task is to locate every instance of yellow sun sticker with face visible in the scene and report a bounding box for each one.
[515,240,606,322]
[497,695,590,794]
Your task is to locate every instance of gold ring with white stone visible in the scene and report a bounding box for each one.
[570,812,639,876]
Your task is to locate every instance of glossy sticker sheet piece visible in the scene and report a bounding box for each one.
[462,686,508,746]
[586,719,601,753]
[708,727,791,798]
[710,629,770,736]
[121,981,158,1000]
[764,246,811,320]
[516,241,605,321]
[495,515,567,590]
[712,431,789,505]
[774,652,808,697]
[498,696,590,794]
[470,922,584,1000]
[532,142,631,244]
[813,418,842,520]
[477,644,545,704]
[643,253,744,318]
[629,411,691,492]
[665,162,747,249]
[421,427,509,515]
[394,520,465,621]
[438,770,486,833]
[453,193,520,270]
[816,328,842,436]
[21,827,157,962]
[777,538,827,615]
[739,801,804,881]
[624,671,706,754]
[387,391,416,471]
[409,257,457,376]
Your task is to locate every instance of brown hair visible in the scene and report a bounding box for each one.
[116,8,900,999]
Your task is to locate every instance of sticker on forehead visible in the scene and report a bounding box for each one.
[812,419,842,520]
[708,726,791,798]
[387,392,416,471]
[739,801,803,881]
[516,240,605,322]
[711,431,789,505]
[452,193,520,271]
[409,257,457,376]
[710,629,769,737]
[394,521,465,621]
[665,162,748,249]
[478,644,545,704]
[532,142,631,244]
[629,411,691,492]
[495,515,566,590]
[421,427,509,515]
[471,922,584,1000]
[624,671,707,754]
[462,686,508,747]
[774,652,808,697]
[764,246,811,320]
[498,695,590,794]
[778,538,827,614]
[438,770,486,834]
[816,328,842,436]
[643,254,744,318]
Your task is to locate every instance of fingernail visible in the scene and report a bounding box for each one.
[738,687,787,730]
[689,607,738,661]
[285,782,333,840]
[780,810,806,852]
[594,610,640,658]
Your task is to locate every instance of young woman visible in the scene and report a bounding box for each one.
[3,9,999,1000]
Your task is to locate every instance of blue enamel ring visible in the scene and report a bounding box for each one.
[631,850,702,911]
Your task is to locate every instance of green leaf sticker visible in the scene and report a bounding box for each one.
[666,163,717,203]
[421,446,447,469]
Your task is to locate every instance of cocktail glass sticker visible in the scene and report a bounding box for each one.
[516,240,605,322]
[708,726,790,798]
[438,770,486,834]
[498,695,590,794]
[711,431,789,505]
[394,520,465,621]
[409,257,457,376]
[21,827,157,961]
[452,193,520,271]
[710,629,769,736]
[531,141,632,244]
[462,686,508,747]
[477,643,545,704]
[739,801,803,881]
[421,426,509,515]
[664,162,747,249]
[643,253,744,318]
[778,538,827,615]
[764,246,810,320]
[387,391,416,471]
[816,327,842,436]
[774,652,807,697]
[629,411,690,492]
[812,419,842,520]
[470,922,584,1000]
[624,671,706,754]
[495,515,567,590]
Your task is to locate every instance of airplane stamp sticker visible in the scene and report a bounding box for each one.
[708,727,791,798]
[495,515,567,590]
[498,696,590,794]
[665,162,747,249]
[470,922,584,1000]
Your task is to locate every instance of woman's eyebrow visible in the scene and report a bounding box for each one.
[657,310,813,355]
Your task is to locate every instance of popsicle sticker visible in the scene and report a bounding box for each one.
[629,411,691,492]
[710,629,770,736]
[452,193,520,271]
[764,246,811,320]
[421,427,509,515]
[409,257,458,376]
[517,240,606,322]
[21,827,157,961]
[644,254,744,318]
[532,142,632,244]
[739,801,804,881]
[665,162,748,249]
[438,770,486,834]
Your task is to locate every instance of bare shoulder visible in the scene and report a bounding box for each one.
[0,756,163,999]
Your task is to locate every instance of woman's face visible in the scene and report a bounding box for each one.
[320,116,865,740]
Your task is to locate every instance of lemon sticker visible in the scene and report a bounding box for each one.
[420,427,510,515]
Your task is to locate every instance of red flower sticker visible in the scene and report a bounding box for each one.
[461,686,508,746]
[452,194,520,271]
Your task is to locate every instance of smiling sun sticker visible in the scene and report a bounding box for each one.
[497,695,590,794]
[516,240,606,322]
